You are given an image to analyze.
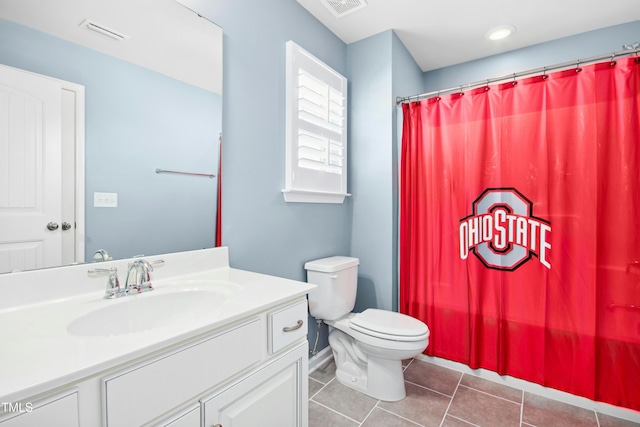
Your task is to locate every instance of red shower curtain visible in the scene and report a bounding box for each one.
[400,57,640,410]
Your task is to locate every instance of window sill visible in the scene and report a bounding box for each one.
[281,189,351,204]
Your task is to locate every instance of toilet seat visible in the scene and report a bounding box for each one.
[350,309,429,342]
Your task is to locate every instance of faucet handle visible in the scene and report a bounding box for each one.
[87,267,115,277]
[138,259,164,293]
[88,267,125,299]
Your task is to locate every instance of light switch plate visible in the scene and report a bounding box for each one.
[94,192,118,207]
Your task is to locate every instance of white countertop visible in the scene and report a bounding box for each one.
[0,248,315,404]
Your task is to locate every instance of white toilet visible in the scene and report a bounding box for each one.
[305,256,429,401]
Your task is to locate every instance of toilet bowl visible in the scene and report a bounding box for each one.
[305,256,430,401]
[326,309,429,401]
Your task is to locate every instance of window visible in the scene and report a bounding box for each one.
[282,41,349,203]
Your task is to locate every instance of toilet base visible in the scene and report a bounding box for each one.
[329,329,407,401]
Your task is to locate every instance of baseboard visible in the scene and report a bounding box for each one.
[416,354,640,424]
[308,346,333,374]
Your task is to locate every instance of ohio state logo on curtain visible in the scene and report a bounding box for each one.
[459,187,551,271]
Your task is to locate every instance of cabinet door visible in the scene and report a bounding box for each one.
[0,392,78,427]
[203,342,308,427]
[154,404,200,427]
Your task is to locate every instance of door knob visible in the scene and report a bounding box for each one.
[47,222,59,231]
[62,222,72,231]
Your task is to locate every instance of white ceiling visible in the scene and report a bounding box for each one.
[296,0,640,72]
[0,0,223,94]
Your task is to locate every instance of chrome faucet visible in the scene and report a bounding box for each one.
[125,259,154,294]
[92,249,112,262]
[88,259,164,299]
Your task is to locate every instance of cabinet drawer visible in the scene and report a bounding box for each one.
[269,299,308,354]
[104,319,261,427]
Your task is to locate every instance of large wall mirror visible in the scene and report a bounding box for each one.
[0,0,223,273]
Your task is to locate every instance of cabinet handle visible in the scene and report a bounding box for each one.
[282,320,304,332]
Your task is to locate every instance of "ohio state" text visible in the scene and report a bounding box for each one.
[459,209,551,269]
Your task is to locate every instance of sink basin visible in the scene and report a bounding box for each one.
[68,286,233,337]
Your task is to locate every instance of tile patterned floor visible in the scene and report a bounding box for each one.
[308,358,640,427]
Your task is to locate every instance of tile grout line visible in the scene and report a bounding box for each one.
[359,402,380,426]
[308,376,334,400]
[457,384,523,406]
[308,399,363,425]
[438,372,463,427]
[446,414,481,426]
[375,406,426,426]
[404,379,455,399]
[403,359,415,371]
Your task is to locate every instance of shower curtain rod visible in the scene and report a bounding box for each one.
[396,45,639,105]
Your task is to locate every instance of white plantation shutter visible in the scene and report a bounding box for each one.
[283,41,349,203]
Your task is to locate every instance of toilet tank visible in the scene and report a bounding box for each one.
[305,256,359,321]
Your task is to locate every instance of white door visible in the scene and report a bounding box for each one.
[0,64,80,273]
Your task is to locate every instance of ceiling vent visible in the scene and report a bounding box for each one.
[320,0,368,18]
[79,19,129,41]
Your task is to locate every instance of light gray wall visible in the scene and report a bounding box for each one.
[191,0,350,353]
[347,30,424,313]
[347,31,394,312]
[0,19,221,261]
[423,20,640,93]
[194,1,350,279]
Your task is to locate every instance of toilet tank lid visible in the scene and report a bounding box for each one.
[304,256,359,273]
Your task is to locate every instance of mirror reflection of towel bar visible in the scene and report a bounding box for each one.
[155,168,215,178]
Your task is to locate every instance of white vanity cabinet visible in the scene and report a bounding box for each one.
[0,248,315,427]
[103,298,309,427]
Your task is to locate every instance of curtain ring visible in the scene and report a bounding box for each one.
[542,66,548,80]
[575,59,582,72]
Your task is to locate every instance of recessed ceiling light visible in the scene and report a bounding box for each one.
[486,25,516,41]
